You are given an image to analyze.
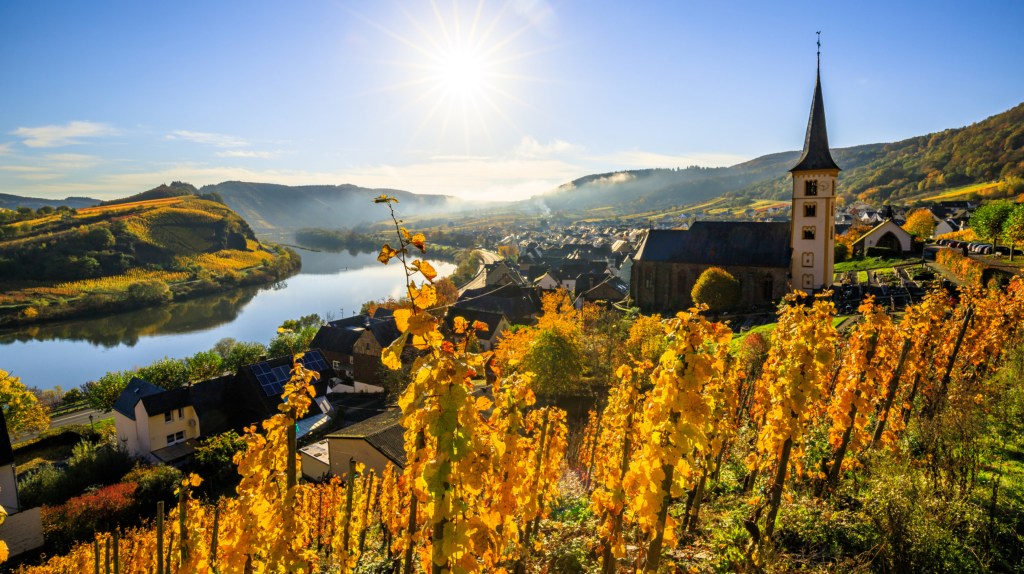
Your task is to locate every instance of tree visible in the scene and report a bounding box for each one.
[521,328,586,396]
[969,200,1014,248]
[1003,204,1024,262]
[186,350,225,382]
[903,208,937,239]
[136,357,189,389]
[193,431,245,494]
[0,370,50,437]
[126,280,172,304]
[691,267,741,312]
[224,341,268,371]
[84,371,133,411]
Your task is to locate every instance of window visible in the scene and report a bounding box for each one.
[166,431,185,446]
[802,252,814,267]
[805,180,818,196]
[164,412,172,423]
[177,408,184,419]
[762,275,774,300]
[804,202,817,218]
[802,226,816,240]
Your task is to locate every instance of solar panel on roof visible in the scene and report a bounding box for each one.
[300,351,328,371]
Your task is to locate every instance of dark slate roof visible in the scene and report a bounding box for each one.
[790,70,840,173]
[327,408,405,467]
[444,308,508,339]
[310,325,363,356]
[634,221,791,269]
[140,386,191,416]
[0,409,14,466]
[326,314,400,349]
[188,374,235,437]
[455,284,541,325]
[112,377,164,420]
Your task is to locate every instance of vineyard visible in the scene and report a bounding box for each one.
[9,199,1024,572]
[0,196,297,324]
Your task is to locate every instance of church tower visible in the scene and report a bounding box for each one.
[790,42,839,294]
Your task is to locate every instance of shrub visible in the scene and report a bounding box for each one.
[41,482,138,553]
[18,438,133,508]
[935,248,986,286]
[123,464,181,516]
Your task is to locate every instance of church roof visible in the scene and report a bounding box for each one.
[791,70,840,173]
[634,221,791,269]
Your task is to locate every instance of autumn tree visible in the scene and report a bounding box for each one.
[903,208,937,239]
[691,267,741,312]
[0,370,50,437]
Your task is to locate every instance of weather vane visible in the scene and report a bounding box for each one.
[816,31,821,68]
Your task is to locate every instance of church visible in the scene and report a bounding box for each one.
[630,58,838,312]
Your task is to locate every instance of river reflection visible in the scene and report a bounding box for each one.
[0,251,454,390]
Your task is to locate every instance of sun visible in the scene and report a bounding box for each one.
[362,0,549,148]
[433,46,489,102]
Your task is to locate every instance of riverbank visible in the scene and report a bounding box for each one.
[0,244,301,329]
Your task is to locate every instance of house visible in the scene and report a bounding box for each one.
[851,219,914,256]
[313,313,401,386]
[534,270,562,291]
[0,409,17,513]
[112,378,202,463]
[326,409,405,475]
[114,351,334,463]
[443,308,510,351]
[578,274,629,304]
[0,409,44,558]
[484,261,527,287]
[454,284,541,325]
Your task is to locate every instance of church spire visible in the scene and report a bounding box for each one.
[790,33,840,173]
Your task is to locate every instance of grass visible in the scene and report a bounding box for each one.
[730,316,847,352]
[834,256,909,272]
[915,181,1001,203]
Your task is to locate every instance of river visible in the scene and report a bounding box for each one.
[0,250,454,391]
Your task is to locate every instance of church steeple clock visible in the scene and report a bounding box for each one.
[790,34,839,294]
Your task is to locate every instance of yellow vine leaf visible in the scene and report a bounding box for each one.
[394,308,437,336]
[378,243,398,264]
[382,332,409,370]
[412,259,437,282]
[410,282,437,310]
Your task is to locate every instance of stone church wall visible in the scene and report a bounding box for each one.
[631,261,789,313]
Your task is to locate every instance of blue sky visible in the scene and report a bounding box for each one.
[1,1,1022,201]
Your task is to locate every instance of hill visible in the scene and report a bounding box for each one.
[527,101,1024,217]
[0,193,99,211]
[200,181,463,232]
[0,195,299,326]
[98,181,199,206]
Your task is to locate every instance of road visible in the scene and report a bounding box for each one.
[48,407,105,429]
[458,249,502,293]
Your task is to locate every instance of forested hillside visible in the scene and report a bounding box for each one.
[534,101,1024,215]
[200,181,461,232]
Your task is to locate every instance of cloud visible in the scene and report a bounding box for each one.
[514,136,581,158]
[167,130,249,148]
[44,153,102,169]
[591,172,634,185]
[11,121,116,148]
[512,0,558,36]
[216,150,278,159]
[0,142,12,155]
[592,150,748,169]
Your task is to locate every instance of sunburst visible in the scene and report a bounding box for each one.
[360,0,548,149]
